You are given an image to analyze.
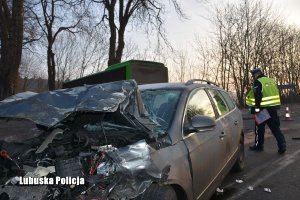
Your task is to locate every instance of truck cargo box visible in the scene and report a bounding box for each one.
[63,60,168,88]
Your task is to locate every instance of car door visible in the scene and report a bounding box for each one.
[207,89,233,159]
[218,90,242,155]
[208,89,240,159]
[182,88,228,199]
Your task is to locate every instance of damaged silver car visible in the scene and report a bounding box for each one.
[0,79,244,200]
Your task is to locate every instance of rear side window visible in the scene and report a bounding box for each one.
[219,91,235,110]
[207,89,229,116]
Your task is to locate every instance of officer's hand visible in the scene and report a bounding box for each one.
[255,107,260,113]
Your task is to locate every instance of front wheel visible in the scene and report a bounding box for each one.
[232,134,245,172]
[135,184,177,200]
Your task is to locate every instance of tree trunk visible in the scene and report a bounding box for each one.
[47,47,56,90]
[115,25,126,62]
[0,0,24,100]
[107,1,117,66]
[0,66,19,99]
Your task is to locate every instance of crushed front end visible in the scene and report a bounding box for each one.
[0,80,170,200]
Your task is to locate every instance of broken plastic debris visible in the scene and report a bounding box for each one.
[24,166,51,178]
[5,177,20,185]
[216,187,224,193]
[248,186,254,191]
[34,166,51,177]
[47,166,56,173]
[235,179,244,183]
[264,188,271,193]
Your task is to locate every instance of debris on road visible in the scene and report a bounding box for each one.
[235,179,244,183]
[264,188,272,193]
[247,186,254,191]
[216,187,224,195]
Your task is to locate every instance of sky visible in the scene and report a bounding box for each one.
[268,0,300,26]
[153,0,300,49]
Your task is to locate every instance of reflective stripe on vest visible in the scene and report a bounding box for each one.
[245,77,281,107]
[246,89,255,106]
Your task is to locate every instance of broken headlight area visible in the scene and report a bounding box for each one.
[0,115,169,200]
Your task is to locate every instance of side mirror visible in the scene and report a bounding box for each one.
[184,115,216,134]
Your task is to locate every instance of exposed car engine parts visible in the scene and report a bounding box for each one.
[0,124,167,200]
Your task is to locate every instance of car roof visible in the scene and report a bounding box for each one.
[139,80,223,91]
[139,82,187,90]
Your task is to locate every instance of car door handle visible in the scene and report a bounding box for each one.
[219,131,226,138]
[234,120,238,125]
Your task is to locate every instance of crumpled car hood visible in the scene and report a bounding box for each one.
[0,80,172,200]
[0,80,159,136]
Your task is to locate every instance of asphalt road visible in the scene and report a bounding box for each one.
[211,108,300,200]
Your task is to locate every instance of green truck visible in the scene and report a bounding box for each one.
[63,60,168,88]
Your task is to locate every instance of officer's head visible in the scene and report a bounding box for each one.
[250,68,262,80]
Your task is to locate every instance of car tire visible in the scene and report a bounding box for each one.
[232,134,244,172]
[135,184,177,200]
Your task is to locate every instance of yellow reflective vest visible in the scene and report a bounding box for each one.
[246,77,281,107]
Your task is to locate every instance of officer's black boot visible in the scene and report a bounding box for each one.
[249,145,264,151]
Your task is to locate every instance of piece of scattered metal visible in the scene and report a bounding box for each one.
[216,187,224,194]
[248,186,254,191]
[264,188,271,193]
[235,179,244,183]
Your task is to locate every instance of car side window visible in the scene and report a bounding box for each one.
[184,89,215,126]
[207,89,229,116]
[220,91,235,110]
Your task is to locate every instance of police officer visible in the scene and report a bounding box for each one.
[246,68,286,154]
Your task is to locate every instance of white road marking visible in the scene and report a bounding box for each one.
[226,149,300,200]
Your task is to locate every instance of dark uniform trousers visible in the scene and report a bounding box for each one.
[255,106,286,149]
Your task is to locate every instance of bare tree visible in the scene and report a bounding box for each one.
[0,0,24,100]
[210,0,281,106]
[19,50,45,91]
[53,26,111,88]
[27,0,86,90]
[172,48,187,82]
[91,0,185,66]
[54,33,79,88]
[193,37,217,81]
[121,38,139,61]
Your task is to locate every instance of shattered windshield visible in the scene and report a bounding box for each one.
[140,89,181,131]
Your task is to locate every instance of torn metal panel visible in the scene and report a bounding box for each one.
[108,175,153,199]
[0,80,136,127]
[108,140,151,176]
[106,140,169,199]
[0,91,38,103]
